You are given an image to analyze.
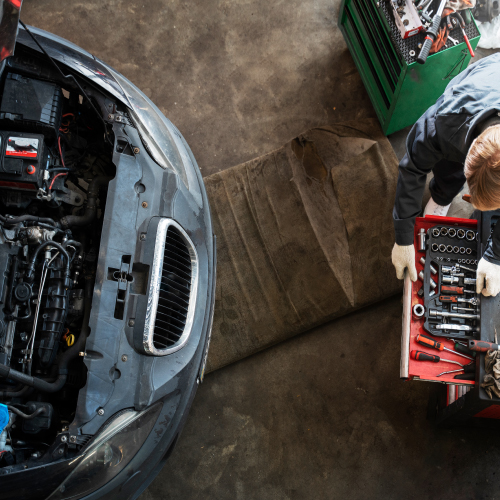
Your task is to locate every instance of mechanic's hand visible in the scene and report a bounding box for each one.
[476,258,500,297]
[392,243,417,281]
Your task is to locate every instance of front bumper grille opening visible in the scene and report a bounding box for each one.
[143,219,198,356]
[154,226,191,349]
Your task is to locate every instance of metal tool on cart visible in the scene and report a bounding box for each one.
[417,0,448,63]
[391,0,424,38]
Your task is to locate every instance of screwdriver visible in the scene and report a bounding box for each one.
[437,363,475,377]
[411,350,465,366]
[439,295,478,306]
[468,340,500,352]
[441,285,475,295]
[454,342,475,357]
[416,334,474,361]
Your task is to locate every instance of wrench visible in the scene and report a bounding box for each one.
[430,308,479,320]
[448,35,459,46]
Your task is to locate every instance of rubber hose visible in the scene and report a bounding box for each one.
[27,240,70,279]
[1,215,58,227]
[0,385,33,399]
[60,176,111,228]
[7,406,45,420]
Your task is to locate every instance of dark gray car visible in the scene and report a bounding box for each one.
[0,3,216,499]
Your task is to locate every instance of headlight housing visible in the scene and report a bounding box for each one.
[109,68,189,187]
[47,404,162,500]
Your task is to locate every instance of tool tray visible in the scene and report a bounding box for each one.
[422,223,480,339]
[380,0,480,64]
[401,215,478,386]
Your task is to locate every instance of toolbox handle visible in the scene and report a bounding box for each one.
[401,269,412,379]
[417,36,433,65]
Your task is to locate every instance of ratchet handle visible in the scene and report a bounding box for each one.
[468,340,500,352]
[441,285,463,295]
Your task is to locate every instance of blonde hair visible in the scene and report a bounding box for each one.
[465,125,500,211]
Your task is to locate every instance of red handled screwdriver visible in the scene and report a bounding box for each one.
[468,340,500,352]
[416,334,474,361]
[454,11,475,58]
[411,350,465,367]
[461,28,475,57]
[441,285,475,295]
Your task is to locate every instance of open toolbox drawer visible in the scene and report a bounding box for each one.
[401,214,478,386]
[400,211,500,425]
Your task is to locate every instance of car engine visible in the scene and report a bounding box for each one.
[0,70,114,467]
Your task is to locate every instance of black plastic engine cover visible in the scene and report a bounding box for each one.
[0,243,19,362]
[22,402,53,434]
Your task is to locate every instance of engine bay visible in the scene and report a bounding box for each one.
[0,66,115,468]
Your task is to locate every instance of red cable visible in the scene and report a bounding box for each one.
[50,135,69,190]
[58,136,66,168]
[49,172,67,190]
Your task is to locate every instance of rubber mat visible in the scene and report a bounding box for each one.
[204,118,402,373]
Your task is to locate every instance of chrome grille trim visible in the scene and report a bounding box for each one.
[143,218,198,356]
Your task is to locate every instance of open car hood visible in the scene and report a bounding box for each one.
[0,0,22,64]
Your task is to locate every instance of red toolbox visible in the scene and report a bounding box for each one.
[401,211,500,426]
[401,215,477,386]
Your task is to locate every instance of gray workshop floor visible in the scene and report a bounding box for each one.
[20,1,500,499]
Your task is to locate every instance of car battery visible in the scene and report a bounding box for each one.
[401,211,500,427]
[0,73,62,138]
[0,131,46,193]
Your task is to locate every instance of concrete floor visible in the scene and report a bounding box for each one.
[21,0,375,178]
[20,1,500,499]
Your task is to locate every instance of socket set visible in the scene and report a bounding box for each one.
[417,224,480,340]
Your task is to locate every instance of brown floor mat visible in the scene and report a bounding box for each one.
[205,119,402,373]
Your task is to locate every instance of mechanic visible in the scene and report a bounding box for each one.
[391,53,500,297]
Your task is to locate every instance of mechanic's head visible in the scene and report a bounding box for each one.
[465,125,500,211]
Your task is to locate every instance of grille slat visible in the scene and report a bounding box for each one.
[162,253,192,274]
[161,273,191,289]
[155,312,186,329]
[156,301,188,318]
[152,225,193,350]
[164,241,191,260]
[158,286,190,306]
[160,276,191,297]
[157,298,188,314]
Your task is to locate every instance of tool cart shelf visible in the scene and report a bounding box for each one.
[338,0,481,135]
[401,212,500,428]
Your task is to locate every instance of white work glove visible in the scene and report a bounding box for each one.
[476,258,500,297]
[392,243,418,281]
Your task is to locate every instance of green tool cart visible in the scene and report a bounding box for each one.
[338,0,481,135]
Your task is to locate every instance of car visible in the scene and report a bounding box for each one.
[0,1,216,499]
